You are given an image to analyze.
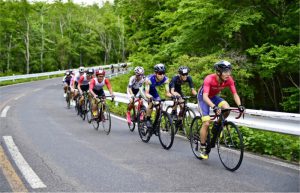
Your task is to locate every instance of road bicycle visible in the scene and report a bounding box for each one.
[87,95,113,135]
[189,107,244,171]
[127,95,146,132]
[166,96,196,138]
[137,99,175,150]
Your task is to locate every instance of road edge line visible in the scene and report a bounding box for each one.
[3,136,47,189]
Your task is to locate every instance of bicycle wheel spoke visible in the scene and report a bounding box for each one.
[217,122,244,171]
[137,109,151,142]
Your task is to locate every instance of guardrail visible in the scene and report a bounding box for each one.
[105,91,300,136]
[0,63,131,82]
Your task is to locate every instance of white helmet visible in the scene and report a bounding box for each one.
[134,66,144,75]
[79,66,85,73]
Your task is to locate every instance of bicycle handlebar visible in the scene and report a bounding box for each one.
[210,107,245,120]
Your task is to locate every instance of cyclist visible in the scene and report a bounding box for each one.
[169,66,197,126]
[126,66,146,124]
[145,63,172,128]
[197,60,245,159]
[89,69,115,118]
[78,68,94,109]
[71,66,85,105]
[62,70,73,98]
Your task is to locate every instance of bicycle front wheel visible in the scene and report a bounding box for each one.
[100,104,111,135]
[66,92,70,109]
[182,108,196,139]
[158,111,174,150]
[137,108,151,143]
[217,121,244,171]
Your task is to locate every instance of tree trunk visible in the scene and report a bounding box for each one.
[40,14,45,72]
[24,18,30,74]
[7,34,12,71]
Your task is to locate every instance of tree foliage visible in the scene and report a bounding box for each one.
[0,0,298,112]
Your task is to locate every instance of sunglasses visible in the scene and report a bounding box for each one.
[97,76,104,78]
[156,72,165,75]
[181,73,188,76]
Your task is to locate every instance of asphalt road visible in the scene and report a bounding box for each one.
[0,78,299,192]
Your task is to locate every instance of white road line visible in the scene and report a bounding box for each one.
[110,113,299,171]
[1,106,10,117]
[3,136,47,189]
[14,94,26,100]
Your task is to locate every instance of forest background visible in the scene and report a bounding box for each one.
[0,0,299,113]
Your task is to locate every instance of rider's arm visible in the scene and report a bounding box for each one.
[144,79,152,99]
[89,79,97,98]
[78,76,84,94]
[203,93,215,108]
[127,76,134,97]
[233,93,241,106]
[169,76,179,96]
[164,79,172,98]
[187,76,197,96]
[105,79,114,96]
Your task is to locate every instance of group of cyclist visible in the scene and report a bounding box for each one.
[63,60,245,160]
[62,67,115,119]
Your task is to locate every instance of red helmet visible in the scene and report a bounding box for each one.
[96,69,105,76]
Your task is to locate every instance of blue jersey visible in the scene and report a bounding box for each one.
[147,74,168,100]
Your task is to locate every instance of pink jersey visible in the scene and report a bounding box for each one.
[202,74,237,98]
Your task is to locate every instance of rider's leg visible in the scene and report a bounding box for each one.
[127,98,134,123]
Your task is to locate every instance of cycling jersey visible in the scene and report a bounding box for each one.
[63,75,72,86]
[199,74,237,98]
[78,74,90,86]
[197,74,237,121]
[147,74,169,100]
[169,75,194,96]
[127,75,145,95]
[89,77,112,96]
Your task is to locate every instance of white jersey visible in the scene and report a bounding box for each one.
[74,72,81,82]
[92,77,106,90]
[79,73,90,86]
[128,75,145,90]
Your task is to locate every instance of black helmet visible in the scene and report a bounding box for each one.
[178,66,189,75]
[154,63,166,73]
[87,68,94,75]
[214,60,232,72]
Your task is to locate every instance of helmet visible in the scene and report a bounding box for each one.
[96,69,105,76]
[178,66,189,75]
[214,60,232,72]
[134,66,144,75]
[154,63,166,73]
[87,68,94,75]
[79,66,85,73]
[65,70,71,76]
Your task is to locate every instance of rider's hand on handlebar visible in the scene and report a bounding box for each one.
[238,105,245,112]
[213,106,221,115]
[94,95,98,99]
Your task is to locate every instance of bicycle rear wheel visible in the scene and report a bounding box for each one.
[100,104,111,135]
[128,108,135,132]
[66,92,70,109]
[182,108,196,140]
[86,100,92,123]
[137,108,151,143]
[158,111,174,150]
[217,121,244,171]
